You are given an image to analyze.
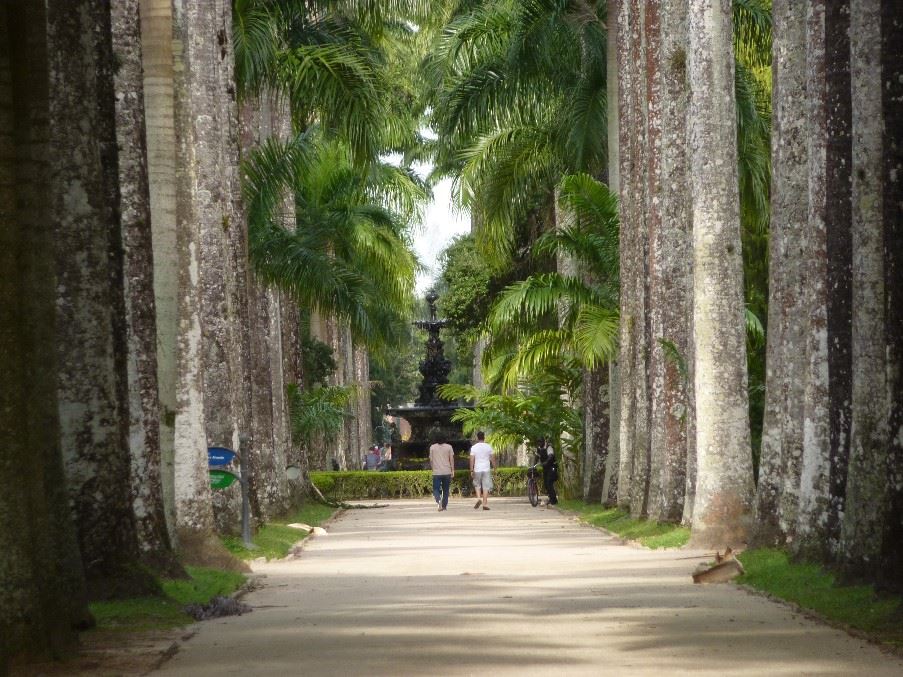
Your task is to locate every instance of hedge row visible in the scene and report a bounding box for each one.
[310,468,538,501]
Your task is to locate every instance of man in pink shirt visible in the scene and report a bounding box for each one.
[429,431,455,511]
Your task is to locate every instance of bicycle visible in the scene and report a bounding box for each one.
[526,463,541,507]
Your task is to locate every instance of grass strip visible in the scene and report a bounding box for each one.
[88,566,246,632]
[556,499,690,549]
[221,501,337,561]
[737,548,903,649]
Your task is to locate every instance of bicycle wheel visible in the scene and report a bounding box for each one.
[527,477,539,507]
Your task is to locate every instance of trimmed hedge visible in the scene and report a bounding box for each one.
[310,468,536,501]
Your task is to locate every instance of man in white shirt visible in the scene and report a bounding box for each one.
[469,431,496,510]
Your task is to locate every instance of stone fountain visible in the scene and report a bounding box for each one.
[386,292,471,468]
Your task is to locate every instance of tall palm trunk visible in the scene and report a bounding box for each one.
[239,96,294,520]
[878,0,903,592]
[604,0,621,507]
[110,0,180,575]
[646,0,691,523]
[754,0,810,547]
[139,0,181,541]
[0,3,91,659]
[687,0,754,547]
[166,0,242,566]
[614,0,691,521]
[840,0,890,579]
[614,0,652,515]
[48,0,155,597]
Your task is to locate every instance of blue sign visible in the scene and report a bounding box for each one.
[208,447,237,467]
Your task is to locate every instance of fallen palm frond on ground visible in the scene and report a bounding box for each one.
[693,548,746,583]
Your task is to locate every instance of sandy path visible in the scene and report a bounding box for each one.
[155,498,903,676]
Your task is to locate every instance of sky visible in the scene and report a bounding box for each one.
[406,163,471,294]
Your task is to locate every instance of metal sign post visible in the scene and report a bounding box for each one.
[207,442,255,550]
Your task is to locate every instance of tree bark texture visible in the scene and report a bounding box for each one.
[821,0,854,556]
[878,0,903,592]
[169,0,219,543]
[614,0,692,522]
[840,0,888,579]
[603,359,621,504]
[583,364,610,502]
[555,196,580,496]
[605,0,621,508]
[794,0,832,558]
[175,0,253,534]
[139,0,181,543]
[754,0,810,547]
[646,0,691,523]
[687,0,755,548]
[0,3,91,660]
[614,0,652,514]
[110,0,180,575]
[47,0,155,598]
[238,96,295,522]
[354,344,373,469]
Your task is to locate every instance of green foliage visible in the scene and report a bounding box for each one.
[439,381,581,455]
[161,567,247,606]
[244,134,424,350]
[556,500,691,550]
[369,320,421,431]
[424,0,609,265]
[233,0,430,161]
[310,468,533,501]
[87,567,246,632]
[287,382,355,450]
[738,549,903,648]
[437,234,493,348]
[299,334,338,386]
[222,503,337,561]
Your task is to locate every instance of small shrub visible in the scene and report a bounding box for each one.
[310,468,534,501]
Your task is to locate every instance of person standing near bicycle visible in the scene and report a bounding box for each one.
[469,431,496,510]
[536,437,558,505]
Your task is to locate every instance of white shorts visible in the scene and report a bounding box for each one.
[472,470,493,492]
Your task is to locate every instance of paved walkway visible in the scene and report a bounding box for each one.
[156,498,903,676]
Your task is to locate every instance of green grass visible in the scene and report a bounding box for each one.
[221,502,337,561]
[556,499,691,549]
[737,548,903,648]
[88,566,246,631]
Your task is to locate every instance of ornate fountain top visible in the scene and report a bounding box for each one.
[412,292,451,406]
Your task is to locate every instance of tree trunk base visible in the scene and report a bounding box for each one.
[176,529,250,573]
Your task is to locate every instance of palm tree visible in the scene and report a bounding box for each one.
[482,174,619,392]
[243,133,426,351]
[687,0,756,548]
[425,0,608,264]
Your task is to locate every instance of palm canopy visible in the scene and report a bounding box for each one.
[243,131,427,350]
[424,0,608,266]
[481,174,620,392]
[233,0,432,162]
[425,0,770,269]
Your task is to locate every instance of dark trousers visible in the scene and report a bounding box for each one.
[544,476,558,505]
[432,474,451,508]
